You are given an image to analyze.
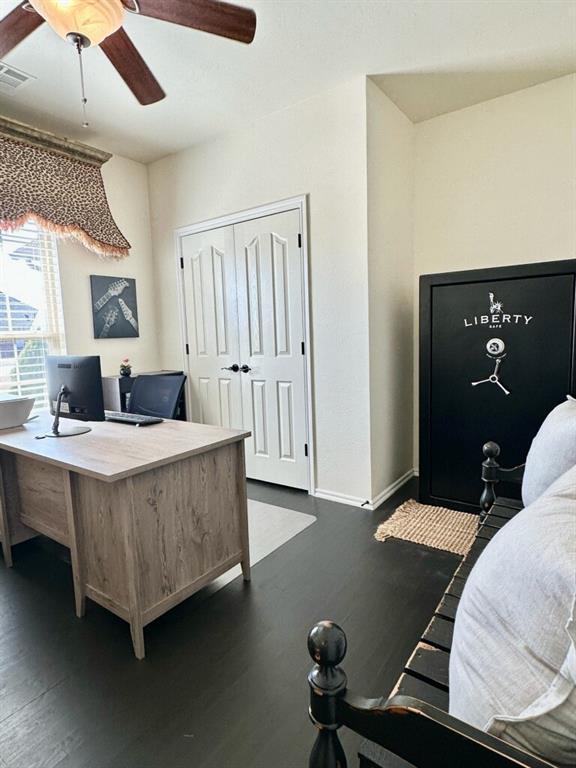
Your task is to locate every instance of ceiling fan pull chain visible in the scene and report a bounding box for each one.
[73,37,90,128]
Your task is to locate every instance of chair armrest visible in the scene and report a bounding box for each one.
[338,693,555,768]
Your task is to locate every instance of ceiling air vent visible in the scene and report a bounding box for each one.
[0,62,36,96]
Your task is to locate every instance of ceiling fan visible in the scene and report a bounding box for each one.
[0,0,257,106]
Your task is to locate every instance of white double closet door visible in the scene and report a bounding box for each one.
[181,209,309,489]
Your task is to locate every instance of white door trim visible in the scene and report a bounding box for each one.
[174,195,316,495]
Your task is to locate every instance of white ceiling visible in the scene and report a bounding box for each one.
[0,0,574,163]
[372,67,576,123]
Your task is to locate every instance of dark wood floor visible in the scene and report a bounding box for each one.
[0,479,459,768]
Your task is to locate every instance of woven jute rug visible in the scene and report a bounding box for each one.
[374,499,477,556]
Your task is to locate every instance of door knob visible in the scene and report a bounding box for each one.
[240,364,252,373]
[221,364,240,373]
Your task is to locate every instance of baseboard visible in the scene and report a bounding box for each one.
[369,469,415,511]
[313,468,416,511]
[313,488,371,508]
[413,468,419,477]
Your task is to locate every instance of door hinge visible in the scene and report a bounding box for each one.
[180,256,184,268]
[304,443,308,457]
[185,343,189,355]
[301,341,305,355]
[298,233,302,248]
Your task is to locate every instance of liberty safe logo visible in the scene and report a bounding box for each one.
[463,292,533,329]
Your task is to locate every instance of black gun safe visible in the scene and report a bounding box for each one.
[419,259,576,513]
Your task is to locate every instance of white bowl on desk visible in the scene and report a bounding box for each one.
[0,395,35,429]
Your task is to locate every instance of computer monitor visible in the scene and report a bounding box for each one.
[44,356,105,438]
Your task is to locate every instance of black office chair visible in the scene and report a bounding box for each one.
[128,375,186,420]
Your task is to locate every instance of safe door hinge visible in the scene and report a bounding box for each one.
[180,256,184,268]
[185,343,189,355]
[304,443,308,457]
[301,341,305,355]
[298,233,302,248]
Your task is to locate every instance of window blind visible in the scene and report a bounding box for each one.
[0,220,66,411]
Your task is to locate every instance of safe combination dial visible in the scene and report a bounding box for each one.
[471,338,511,396]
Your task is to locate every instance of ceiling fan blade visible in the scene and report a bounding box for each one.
[100,27,165,105]
[131,0,256,44]
[0,3,44,59]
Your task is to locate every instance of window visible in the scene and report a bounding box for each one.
[0,221,66,411]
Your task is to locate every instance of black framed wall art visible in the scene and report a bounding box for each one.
[90,275,139,339]
[419,259,576,513]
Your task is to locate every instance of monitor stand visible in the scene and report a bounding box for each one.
[43,385,92,439]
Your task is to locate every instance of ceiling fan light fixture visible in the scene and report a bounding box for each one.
[28,0,124,47]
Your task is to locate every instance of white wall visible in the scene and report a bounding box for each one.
[366,80,415,501]
[58,154,160,377]
[414,75,576,274]
[413,74,576,466]
[148,78,374,503]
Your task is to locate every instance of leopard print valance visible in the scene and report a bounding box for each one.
[0,135,130,259]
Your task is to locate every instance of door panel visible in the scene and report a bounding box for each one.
[250,378,268,455]
[245,236,264,356]
[234,210,308,489]
[182,227,243,429]
[277,381,295,459]
[272,233,291,356]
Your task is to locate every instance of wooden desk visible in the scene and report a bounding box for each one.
[0,415,251,658]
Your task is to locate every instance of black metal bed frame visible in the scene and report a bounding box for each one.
[306,624,553,768]
[306,444,557,768]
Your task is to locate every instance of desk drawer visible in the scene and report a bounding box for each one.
[12,455,69,545]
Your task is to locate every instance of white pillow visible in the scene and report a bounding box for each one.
[522,396,576,507]
[449,465,576,767]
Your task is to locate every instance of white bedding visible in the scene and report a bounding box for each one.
[449,464,576,766]
[522,396,576,507]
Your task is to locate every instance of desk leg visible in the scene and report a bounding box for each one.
[63,471,85,618]
[0,460,13,568]
[129,620,145,661]
[237,442,251,582]
[125,478,145,660]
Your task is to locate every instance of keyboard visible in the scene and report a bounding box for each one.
[105,411,163,426]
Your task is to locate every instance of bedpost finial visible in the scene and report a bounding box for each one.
[307,622,348,768]
[483,441,500,459]
[308,620,347,669]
